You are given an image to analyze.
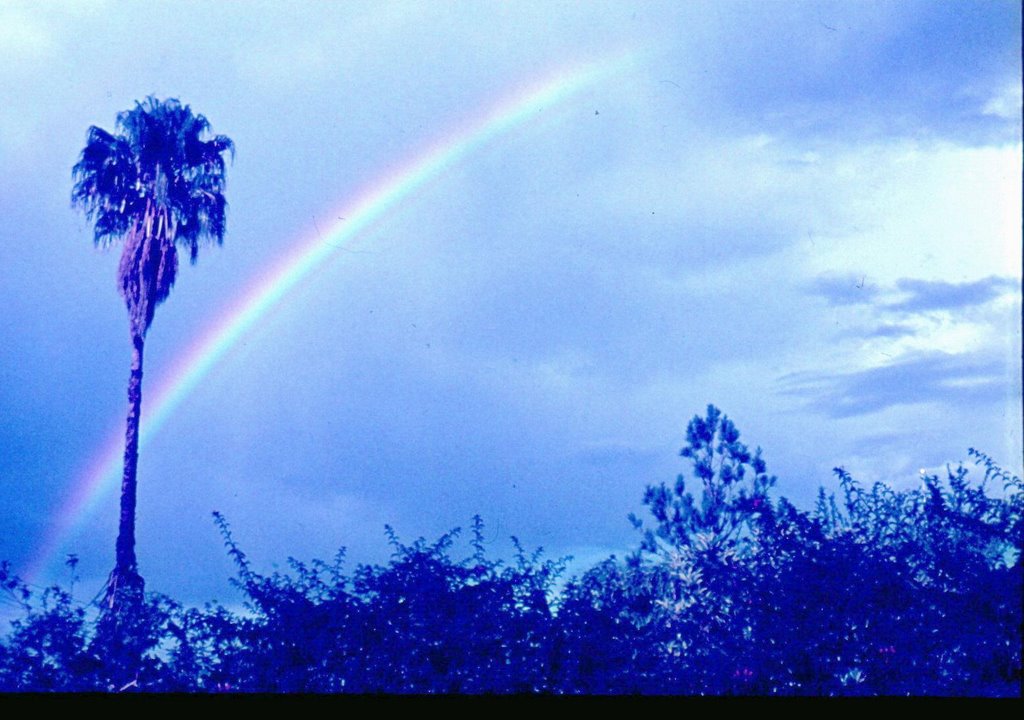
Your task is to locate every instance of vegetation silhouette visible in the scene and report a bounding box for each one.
[2,407,1020,694]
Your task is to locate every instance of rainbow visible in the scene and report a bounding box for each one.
[27,52,637,584]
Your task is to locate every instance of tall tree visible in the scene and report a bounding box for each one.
[72,97,234,604]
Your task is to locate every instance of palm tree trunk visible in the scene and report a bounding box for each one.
[115,332,145,579]
[97,332,146,677]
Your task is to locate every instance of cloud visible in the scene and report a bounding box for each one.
[810,275,1018,314]
[781,351,1009,418]
[681,0,1022,145]
[811,274,879,306]
[863,323,917,340]
[796,273,1018,418]
[888,276,1019,314]
[982,82,1023,120]
[808,275,1018,351]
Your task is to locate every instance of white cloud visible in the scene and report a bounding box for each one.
[982,83,1023,120]
[795,142,1022,284]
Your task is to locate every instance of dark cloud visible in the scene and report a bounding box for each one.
[574,444,663,469]
[781,351,1009,418]
[889,276,1019,314]
[690,0,1022,145]
[810,274,1018,316]
[810,274,879,306]
[864,323,917,339]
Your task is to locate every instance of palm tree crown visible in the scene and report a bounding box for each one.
[72,96,234,337]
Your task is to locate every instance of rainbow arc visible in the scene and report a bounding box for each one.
[27,52,636,583]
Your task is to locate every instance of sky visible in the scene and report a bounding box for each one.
[0,0,1020,606]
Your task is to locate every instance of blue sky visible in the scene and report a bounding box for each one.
[0,0,1020,605]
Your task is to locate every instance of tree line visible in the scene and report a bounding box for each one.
[2,406,1020,695]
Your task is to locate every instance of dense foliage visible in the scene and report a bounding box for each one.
[2,407,1020,694]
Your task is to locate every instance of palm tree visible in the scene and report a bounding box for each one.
[72,97,234,604]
